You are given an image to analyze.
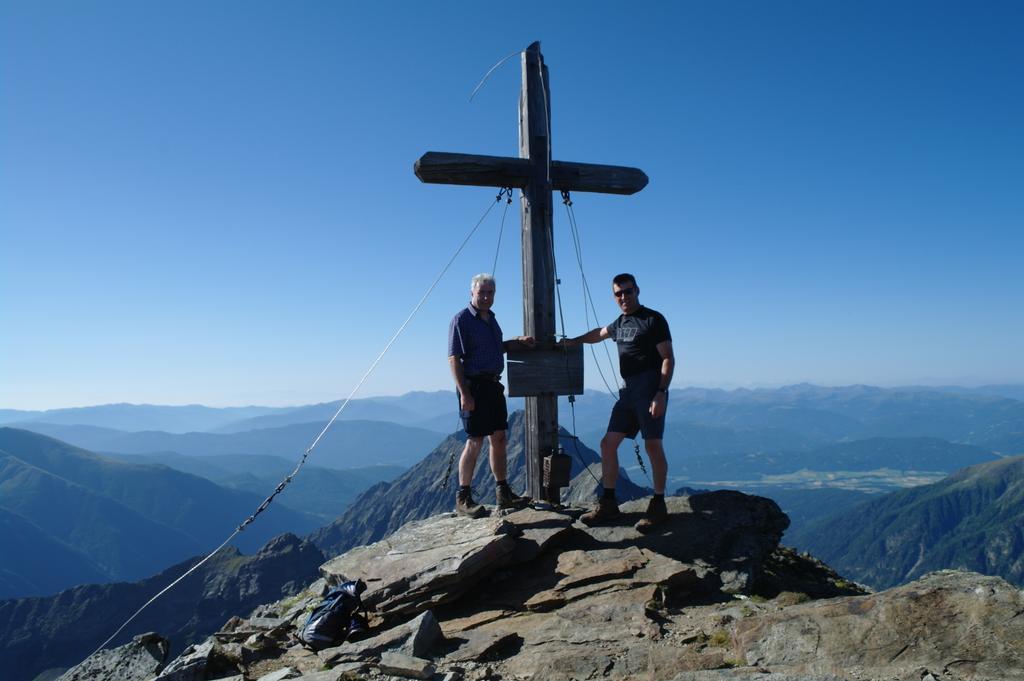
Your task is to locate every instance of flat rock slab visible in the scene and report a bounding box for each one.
[670,674,846,681]
[379,651,435,679]
[443,629,522,663]
[255,667,301,681]
[524,546,707,611]
[319,610,442,663]
[320,509,573,620]
[155,640,223,681]
[320,514,518,618]
[497,507,576,564]
[442,586,663,678]
[58,632,169,681]
[575,492,788,593]
[733,570,1024,679]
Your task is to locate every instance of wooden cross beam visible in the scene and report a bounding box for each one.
[414,41,648,502]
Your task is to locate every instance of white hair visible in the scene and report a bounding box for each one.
[471,273,496,290]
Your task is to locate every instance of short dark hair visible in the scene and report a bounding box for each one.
[612,273,637,288]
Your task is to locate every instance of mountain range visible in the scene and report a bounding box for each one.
[3,383,1023,602]
[0,390,459,434]
[787,454,1024,589]
[0,533,324,681]
[4,383,1024,680]
[0,428,322,598]
[7,383,1022,449]
[0,403,285,435]
[104,452,404,522]
[9,419,443,469]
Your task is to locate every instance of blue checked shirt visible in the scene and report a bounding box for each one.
[448,305,504,376]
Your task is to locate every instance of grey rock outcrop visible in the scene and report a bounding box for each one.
[320,513,523,620]
[150,490,840,679]
[154,639,240,681]
[730,570,1024,680]
[56,632,169,681]
[79,489,1024,681]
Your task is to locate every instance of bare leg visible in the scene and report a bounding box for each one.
[600,431,627,490]
[487,430,508,481]
[644,439,668,495]
[459,436,484,486]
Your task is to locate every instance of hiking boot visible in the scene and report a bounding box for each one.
[455,490,486,519]
[634,496,668,534]
[580,496,621,526]
[496,485,531,510]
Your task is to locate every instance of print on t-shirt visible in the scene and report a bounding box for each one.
[617,326,638,342]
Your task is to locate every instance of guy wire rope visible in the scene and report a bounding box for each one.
[547,190,601,488]
[561,192,651,486]
[562,192,621,396]
[87,190,508,659]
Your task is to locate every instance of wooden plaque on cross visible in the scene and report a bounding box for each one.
[414,41,647,502]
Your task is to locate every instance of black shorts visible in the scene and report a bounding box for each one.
[459,378,509,437]
[607,369,666,439]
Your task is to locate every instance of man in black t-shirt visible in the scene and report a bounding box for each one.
[562,273,674,532]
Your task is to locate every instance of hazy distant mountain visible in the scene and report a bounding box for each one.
[0,391,462,435]
[587,420,822,479]
[109,451,405,522]
[213,390,459,432]
[0,403,287,434]
[571,386,1022,481]
[629,433,995,485]
[661,384,1024,450]
[0,428,321,598]
[781,437,997,473]
[787,455,1024,589]
[12,419,443,469]
[908,384,1024,402]
[309,410,649,557]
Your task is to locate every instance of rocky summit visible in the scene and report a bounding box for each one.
[63,491,1024,681]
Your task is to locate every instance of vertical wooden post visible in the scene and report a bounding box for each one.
[519,42,558,501]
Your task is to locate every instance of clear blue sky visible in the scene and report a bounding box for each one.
[2,1,1022,410]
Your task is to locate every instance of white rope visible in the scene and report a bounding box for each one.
[469,49,524,102]
[563,197,621,397]
[87,193,503,659]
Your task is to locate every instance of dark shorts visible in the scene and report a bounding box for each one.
[607,369,666,440]
[459,377,509,438]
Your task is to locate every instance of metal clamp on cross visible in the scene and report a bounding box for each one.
[414,41,648,503]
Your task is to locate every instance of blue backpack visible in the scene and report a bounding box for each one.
[298,580,368,650]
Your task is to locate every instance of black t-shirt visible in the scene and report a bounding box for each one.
[606,306,672,378]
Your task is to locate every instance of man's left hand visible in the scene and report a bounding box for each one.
[649,391,667,419]
[518,335,537,348]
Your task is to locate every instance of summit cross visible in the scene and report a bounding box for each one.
[414,41,648,502]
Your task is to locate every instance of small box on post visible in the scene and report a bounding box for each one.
[543,450,572,488]
[506,346,584,397]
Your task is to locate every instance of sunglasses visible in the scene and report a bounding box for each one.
[613,287,636,298]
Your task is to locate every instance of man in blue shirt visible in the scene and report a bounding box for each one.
[448,273,536,517]
[562,273,674,532]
